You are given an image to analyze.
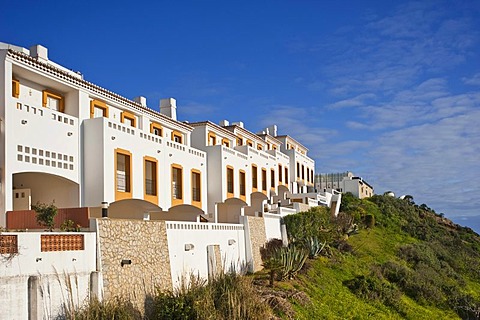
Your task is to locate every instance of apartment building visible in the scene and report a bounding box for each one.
[190,121,294,222]
[315,171,374,199]
[0,43,207,226]
[0,41,330,227]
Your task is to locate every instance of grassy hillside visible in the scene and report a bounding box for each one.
[279,194,480,319]
[69,194,480,319]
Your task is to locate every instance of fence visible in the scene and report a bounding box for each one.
[5,207,90,230]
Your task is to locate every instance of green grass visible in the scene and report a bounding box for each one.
[281,195,480,319]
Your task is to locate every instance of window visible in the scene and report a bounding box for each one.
[227,166,234,197]
[302,165,305,180]
[115,149,132,200]
[144,157,157,203]
[285,167,289,185]
[150,122,163,136]
[267,143,271,150]
[192,170,201,207]
[272,145,277,150]
[172,164,183,205]
[311,170,314,184]
[222,138,230,147]
[12,79,20,98]
[90,100,108,118]
[297,162,300,179]
[306,168,310,183]
[270,169,275,190]
[247,140,253,147]
[252,165,258,190]
[279,165,283,183]
[262,168,267,192]
[172,131,183,144]
[239,170,246,199]
[121,111,136,127]
[42,90,64,112]
[237,137,243,146]
[208,132,216,146]
[257,144,263,150]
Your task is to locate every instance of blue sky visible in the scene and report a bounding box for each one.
[2,1,479,223]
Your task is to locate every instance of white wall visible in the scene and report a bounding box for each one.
[0,232,96,319]
[83,117,207,211]
[263,212,282,240]
[165,221,246,288]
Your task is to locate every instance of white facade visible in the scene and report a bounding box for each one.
[0,43,208,226]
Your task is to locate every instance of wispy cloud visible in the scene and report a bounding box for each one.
[295,1,480,217]
[462,73,480,86]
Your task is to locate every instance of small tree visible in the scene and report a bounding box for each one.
[32,202,57,231]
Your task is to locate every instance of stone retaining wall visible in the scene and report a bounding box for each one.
[96,219,172,313]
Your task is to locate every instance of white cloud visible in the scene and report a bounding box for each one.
[462,73,480,86]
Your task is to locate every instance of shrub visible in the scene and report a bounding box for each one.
[60,219,81,232]
[32,202,57,231]
[151,272,272,320]
[364,214,375,228]
[344,274,401,309]
[68,297,142,320]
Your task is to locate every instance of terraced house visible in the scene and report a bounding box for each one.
[0,41,344,319]
[0,42,332,226]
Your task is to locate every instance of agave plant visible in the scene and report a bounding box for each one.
[277,245,308,281]
[304,237,327,259]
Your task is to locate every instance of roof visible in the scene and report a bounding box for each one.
[223,124,265,143]
[256,132,283,146]
[5,48,193,132]
[189,121,238,139]
[275,135,309,152]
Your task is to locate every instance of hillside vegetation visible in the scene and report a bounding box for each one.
[285,194,480,319]
[70,194,480,319]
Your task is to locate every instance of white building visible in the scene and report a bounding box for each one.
[0,42,339,227]
[315,171,374,199]
[0,42,208,226]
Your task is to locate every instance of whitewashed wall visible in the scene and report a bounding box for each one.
[263,212,282,240]
[0,232,96,319]
[165,221,246,288]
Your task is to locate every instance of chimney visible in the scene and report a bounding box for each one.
[267,125,278,136]
[29,44,48,61]
[134,96,147,107]
[160,98,177,120]
[232,121,244,128]
[219,120,229,127]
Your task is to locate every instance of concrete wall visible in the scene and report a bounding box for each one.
[0,232,96,319]
[166,221,246,288]
[95,219,172,313]
[263,212,282,240]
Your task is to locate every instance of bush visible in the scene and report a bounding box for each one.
[344,274,401,309]
[151,272,272,320]
[364,214,375,228]
[68,297,142,320]
[32,202,57,231]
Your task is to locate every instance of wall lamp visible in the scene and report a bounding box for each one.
[67,132,73,136]
[228,239,236,246]
[36,257,42,262]
[21,120,28,124]
[111,136,116,140]
[185,243,195,251]
[121,259,132,267]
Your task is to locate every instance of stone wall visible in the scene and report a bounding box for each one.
[96,219,172,313]
[245,216,267,272]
